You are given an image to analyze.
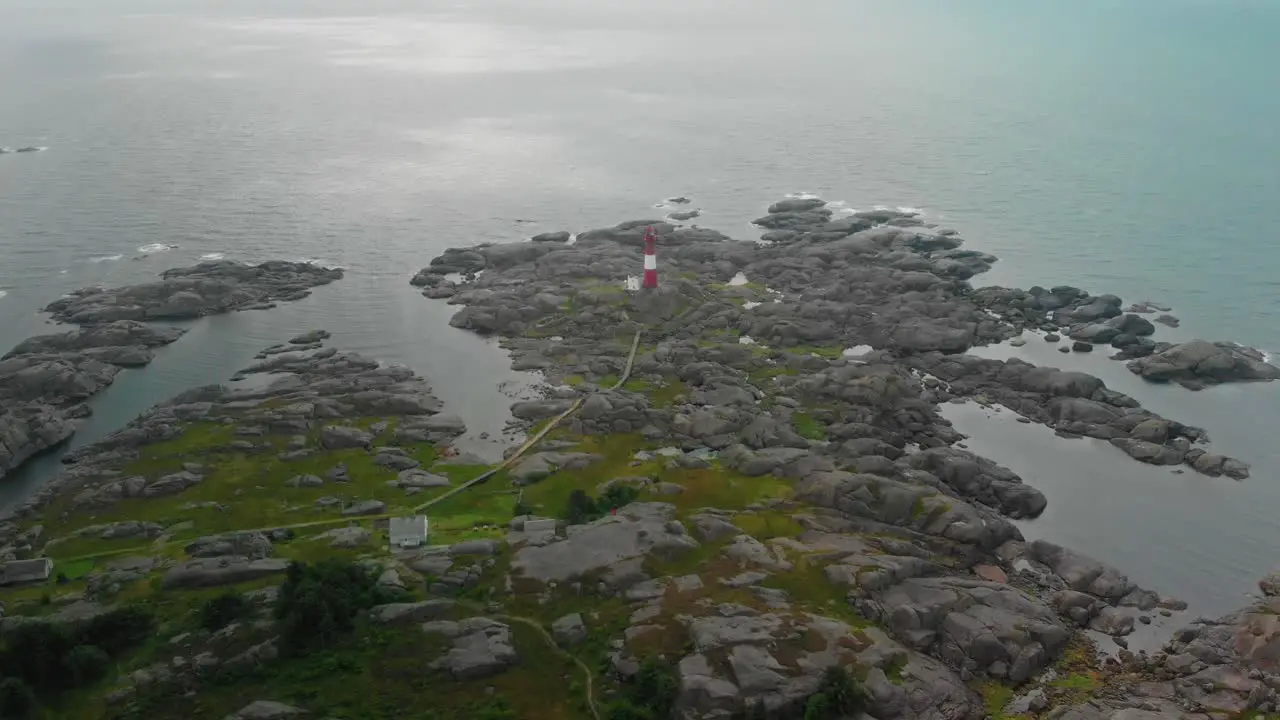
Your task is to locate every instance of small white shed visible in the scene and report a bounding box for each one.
[389,516,429,549]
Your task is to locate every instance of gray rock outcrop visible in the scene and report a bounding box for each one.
[423,617,519,680]
[1126,340,1280,389]
[45,260,343,324]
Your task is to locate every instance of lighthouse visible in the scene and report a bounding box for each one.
[642,226,658,289]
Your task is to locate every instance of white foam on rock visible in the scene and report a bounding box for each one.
[296,258,343,270]
[743,301,762,309]
[199,252,225,261]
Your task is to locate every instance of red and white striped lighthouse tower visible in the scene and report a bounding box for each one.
[642,226,659,289]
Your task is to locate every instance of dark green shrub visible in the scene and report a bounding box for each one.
[200,592,251,631]
[564,485,640,526]
[64,645,110,686]
[600,484,638,512]
[604,658,679,720]
[564,489,597,525]
[0,677,35,719]
[275,560,401,656]
[803,666,866,719]
[79,606,153,655]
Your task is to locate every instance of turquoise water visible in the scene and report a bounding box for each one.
[1,0,1277,614]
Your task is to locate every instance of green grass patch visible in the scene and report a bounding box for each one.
[423,483,517,540]
[621,378,653,393]
[42,427,445,544]
[732,511,805,540]
[519,434,658,518]
[645,538,730,579]
[647,379,686,408]
[747,365,799,384]
[977,681,1018,720]
[1050,673,1100,691]
[658,466,791,515]
[883,654,908,684]
[115,617,590,720]
[791,412,827,441]
[54,558,95,582]
[758,553,870,629]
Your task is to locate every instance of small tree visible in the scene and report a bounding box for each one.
[632,658,678,715]
[803,692,832,720]
[803,666,865,719]
[600,485,638,512]
[0,677,36,719]
[201,593,251,631]
[820,665,863,713]
[79,606,154,655]
[63,645,110,686]
[275,560,397,656]
[564,489,597,526]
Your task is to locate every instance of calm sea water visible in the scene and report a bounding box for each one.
[1,0,1278,616]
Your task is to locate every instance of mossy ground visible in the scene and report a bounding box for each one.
[105,619,588,720]
[35,418,495,564]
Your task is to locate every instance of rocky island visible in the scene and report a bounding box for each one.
[0,202,1276,720]
[0,260,344,482]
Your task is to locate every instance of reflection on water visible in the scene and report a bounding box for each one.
[945,332,1280,616]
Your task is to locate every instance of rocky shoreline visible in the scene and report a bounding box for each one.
[0,260,343,482]
[0,201,1275,720]
[397,198,1280,717]
[417,198,1269,480]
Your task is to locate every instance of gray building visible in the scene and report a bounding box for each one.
[0,558,53,586]
[388,516,429,549]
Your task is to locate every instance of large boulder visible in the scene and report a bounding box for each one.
[512,503,698,585]
[1127,340,1280,388]
[320,425,373,449]
[423,617,519,680]
[864,576,1068,682]
[510,452,603,485]
[903,448,1047,519]
[795,471,1021,550]
[163,558,290,589]
[369,600,455,625]
[223,701,309,720]
[0,406,77,480]
[184,532,274,559]
[1029,540,1137,602]
[552,613,588,647]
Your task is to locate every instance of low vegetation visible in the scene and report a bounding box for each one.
[0,607,153,718]
[562,486,639,525]
[603,658,679,720]
[803,666,866,719]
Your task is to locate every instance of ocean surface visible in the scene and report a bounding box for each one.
[2,0,1278,618]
